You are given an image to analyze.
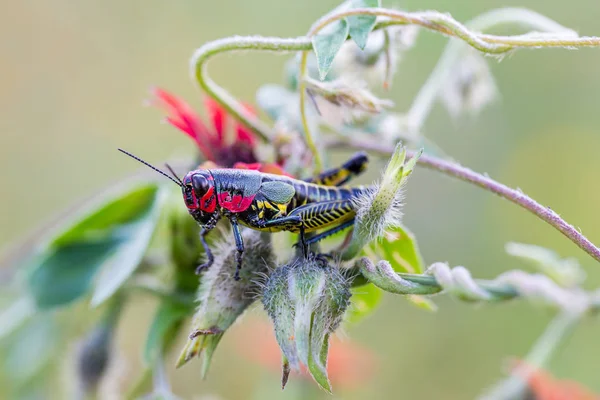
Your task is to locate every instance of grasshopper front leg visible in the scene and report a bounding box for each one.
[195,213,221,275]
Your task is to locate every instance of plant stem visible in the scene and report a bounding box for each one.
[407,8,577,132]
[190,36,311,142]
[480,311,581,400]
[327,137,600,265]
[298,52,323,172]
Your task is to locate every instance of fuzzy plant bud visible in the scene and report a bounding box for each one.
[75,299,122,398]
[177,230,275,376]
[439,49,498,119]
[305,77,394,115]
[262,257,351,393]
[342,144,422,259]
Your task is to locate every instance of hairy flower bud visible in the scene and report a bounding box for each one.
[262,257,351,392]
[305,77,394,115]
[439,49,497,119]
[177,230,275,376]
[342,144,421,259]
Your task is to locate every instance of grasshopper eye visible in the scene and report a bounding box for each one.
[192,174,210,195]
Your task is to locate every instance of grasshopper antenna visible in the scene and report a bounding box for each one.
[165,163,184,186]
[118,148,183,187]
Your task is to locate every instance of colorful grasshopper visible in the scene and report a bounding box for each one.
[119,149,371,280]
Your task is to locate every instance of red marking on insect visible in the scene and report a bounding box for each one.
[218,192,255,212]
[200,186,217,213]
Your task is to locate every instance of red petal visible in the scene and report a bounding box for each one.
[233,162,262,171]
[235,103,257,146]
[204,97,226,144]
[259,163,294,177]
[152,88,217,160]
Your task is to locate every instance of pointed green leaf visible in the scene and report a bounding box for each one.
[308,332,332,393]
[312,19,350,80]
[27,183,166,309]
[91,186,167,306]
[347,0,381,50]
[346,283,383,324]
[52,185,160,247]
[28,239,122,308]
[144,301,190,365]
[373,224,425,274]
[0,296,35,340]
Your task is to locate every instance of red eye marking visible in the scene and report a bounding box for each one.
[200,186,216,213]
[217,191,255,212]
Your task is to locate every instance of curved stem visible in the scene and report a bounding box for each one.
[407,8,578,132]
[327,137,600,265]
[190,36,311,142]
[298,52,323,172]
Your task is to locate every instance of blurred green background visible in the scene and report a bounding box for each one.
[2,0,600,399]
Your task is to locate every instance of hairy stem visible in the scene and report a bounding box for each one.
[296,7,599,171]
[328,137,600,265]
[190,36,311,142]
[407,8,577,132]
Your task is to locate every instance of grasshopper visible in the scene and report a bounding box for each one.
[119,149,370,280]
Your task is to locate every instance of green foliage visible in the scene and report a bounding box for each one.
[144,301,191,365]
[373,224,425,274]
[347,283,383,324]
[347,0,381,50]
[312,19,349,80]
[27,184,166,309]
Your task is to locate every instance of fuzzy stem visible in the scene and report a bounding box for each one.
[407,8,577,131]
[190,36,311,142]
[295,6,599,171]
[298,52,324,172]
[480,311,581,400]
[328,137,600,265]
[190,8,600,149]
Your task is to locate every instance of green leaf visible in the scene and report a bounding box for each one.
[52,185,159,247]
[372,224,425,274]
[91,187,166,306]
[28,239,123,308]
[27,184,165,309]
[312,19,350,80]
[0,296,35,340]
[2,314,59,384]
[346,283,383,324]
[347,0,381,50]
[144,301,190,365]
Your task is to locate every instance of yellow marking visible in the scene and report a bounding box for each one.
[264,201,277,211]
[258,210,264,219]
[277,204,288,216]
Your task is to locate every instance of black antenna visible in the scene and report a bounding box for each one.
[118,148,182,187]
[164,163,184,186]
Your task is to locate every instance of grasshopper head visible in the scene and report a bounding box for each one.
[182,170,217,224]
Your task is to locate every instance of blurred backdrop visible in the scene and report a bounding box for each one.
[1,0,600,399]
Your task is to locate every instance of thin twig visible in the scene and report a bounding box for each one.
[328,137,600,265]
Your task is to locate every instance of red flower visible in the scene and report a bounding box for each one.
[512,360,599,400]
[153,88,265,169]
